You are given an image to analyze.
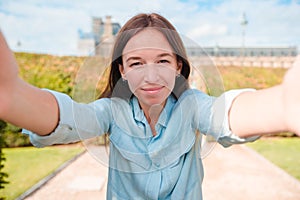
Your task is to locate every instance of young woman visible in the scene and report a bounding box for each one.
[0,13,299,199]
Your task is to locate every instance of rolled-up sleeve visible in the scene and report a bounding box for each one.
[191,88,260,148]
[211,89,260,147]
[22,89,112,148]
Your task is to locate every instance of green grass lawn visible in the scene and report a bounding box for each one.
[0,144,84,200]
[247,137,300,181]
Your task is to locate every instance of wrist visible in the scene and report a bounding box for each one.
[281,83,300,135]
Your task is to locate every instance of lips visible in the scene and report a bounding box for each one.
[141,86,164,94]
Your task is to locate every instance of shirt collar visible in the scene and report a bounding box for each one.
[131,97,146,123]
[130,95,177,127]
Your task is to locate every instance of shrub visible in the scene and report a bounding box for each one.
[0,120,9,195]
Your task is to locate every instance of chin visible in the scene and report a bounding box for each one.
[135,89,172,107]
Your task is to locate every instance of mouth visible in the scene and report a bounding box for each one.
[141,86,164,94]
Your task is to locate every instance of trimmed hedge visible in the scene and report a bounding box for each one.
[3,53,84,147]
[2,53,295,147]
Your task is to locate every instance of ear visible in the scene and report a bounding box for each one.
[119,64,126,80]
[177,60,183,74]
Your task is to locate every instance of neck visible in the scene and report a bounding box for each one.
[140,103,165,136]
[145,104,163,123]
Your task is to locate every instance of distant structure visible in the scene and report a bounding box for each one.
[186,46,298,57]
[240,12,248,56]
[78,16,121,56]
[77,16,298,68]
[186,10,298,68]
[186,46,298,68]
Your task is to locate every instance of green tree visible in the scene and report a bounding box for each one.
[0,120,8,198]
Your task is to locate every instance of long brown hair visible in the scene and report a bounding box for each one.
[99,13,190,99]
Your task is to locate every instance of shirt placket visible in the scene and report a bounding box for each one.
[145,170,161,199]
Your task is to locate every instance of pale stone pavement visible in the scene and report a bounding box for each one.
[24,144,300,200]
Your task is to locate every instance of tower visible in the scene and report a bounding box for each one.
[240,12,248,56]
[92,17,103,44]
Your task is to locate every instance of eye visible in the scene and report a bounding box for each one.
[129,62,143,67]
[158,59,170,64]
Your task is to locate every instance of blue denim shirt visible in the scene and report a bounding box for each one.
[23,89,258,200]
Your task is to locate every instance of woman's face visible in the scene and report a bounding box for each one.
[120,28,181,110]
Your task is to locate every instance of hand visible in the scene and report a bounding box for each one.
[282,57,300,136]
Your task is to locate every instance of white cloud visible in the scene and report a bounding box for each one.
[0,0,299,55]
[188,24,228,38]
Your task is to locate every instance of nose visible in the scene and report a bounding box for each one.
[144,64,159,83]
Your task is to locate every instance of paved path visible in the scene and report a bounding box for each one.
[24,144,300,200]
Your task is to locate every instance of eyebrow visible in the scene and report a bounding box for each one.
[157,53,174,58]
[125,53,175,63]
[125,56,142,63]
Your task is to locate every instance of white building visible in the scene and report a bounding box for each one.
[186,46,298,57]
[78,16,298,68]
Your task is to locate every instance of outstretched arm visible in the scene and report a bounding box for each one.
[229,58,300,137]
[0,31,59,135]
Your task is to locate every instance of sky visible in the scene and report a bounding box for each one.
[0,0,299,56]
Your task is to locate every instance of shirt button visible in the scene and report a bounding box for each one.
[152,152,158,157]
